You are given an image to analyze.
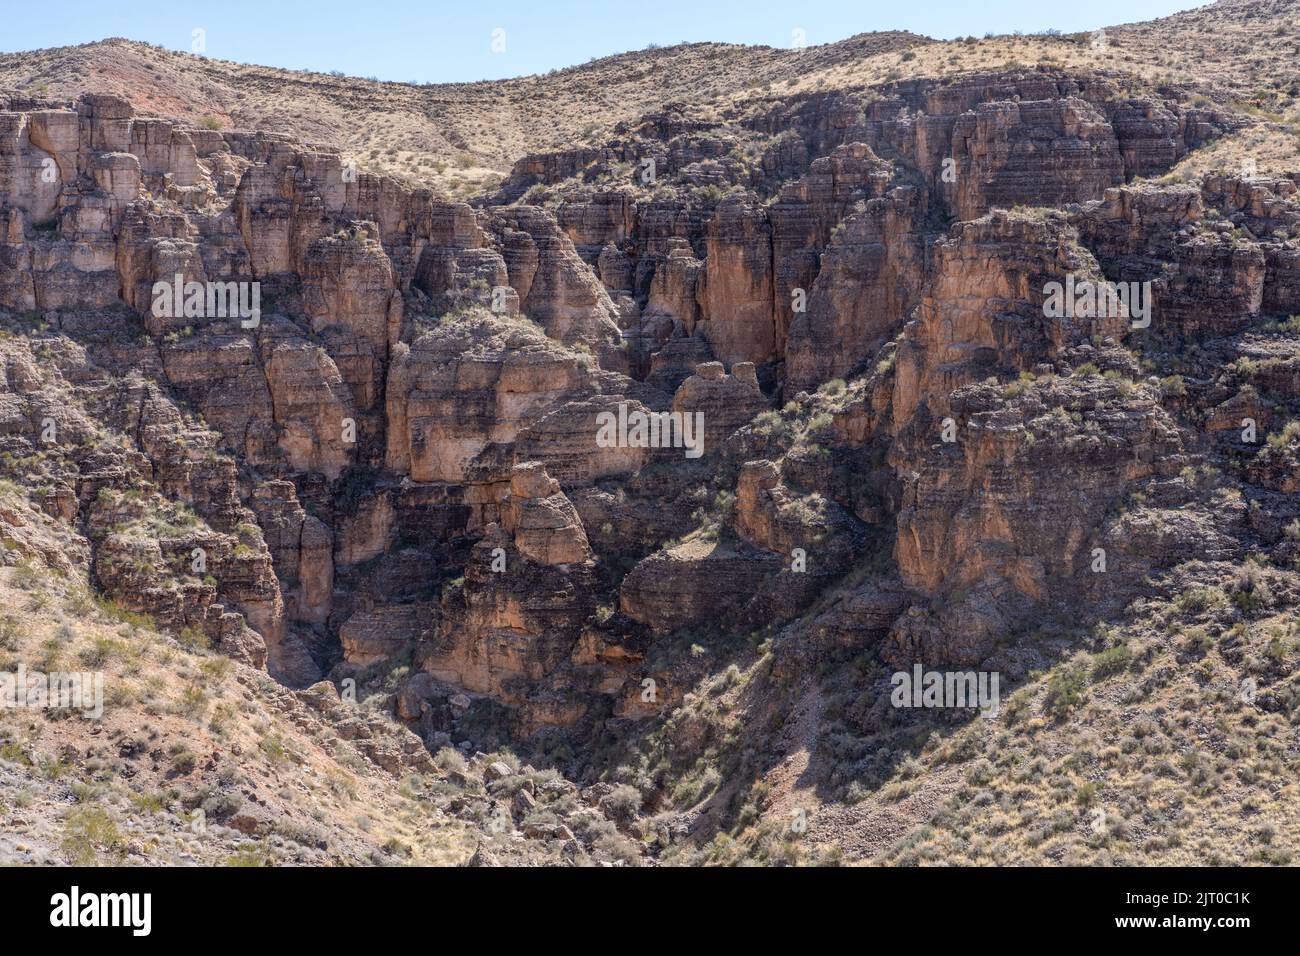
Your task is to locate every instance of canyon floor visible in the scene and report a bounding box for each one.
[2,0,1300,866]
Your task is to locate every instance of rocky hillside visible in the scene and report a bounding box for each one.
[2,0,1298,191]
[2,0,1300,865]
[0,31,928,197]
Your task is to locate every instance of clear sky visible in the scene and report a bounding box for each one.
[2,0,1208,84]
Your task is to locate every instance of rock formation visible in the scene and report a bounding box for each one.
[2,19,1300,866]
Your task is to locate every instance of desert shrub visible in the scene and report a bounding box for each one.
[0,615,18,650]
[602,784,642,822]
[200,791,244,819]
[227,844,273,866]
[1158,375,1186,398]
[1266,420,1300,450]
[258,734,291,766]
[170,745,198,774]
[1091,644,1131,680]
[61,806,123,865]
[1044,668,1087,716]
[79,636,126,668]
[1177,588,1222,613]
[433,746,467,773]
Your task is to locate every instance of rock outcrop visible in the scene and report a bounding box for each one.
[0,67,1289,744]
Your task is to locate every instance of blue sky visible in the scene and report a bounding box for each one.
[3,0,1207,84]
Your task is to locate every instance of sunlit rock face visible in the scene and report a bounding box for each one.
[0,69,1280,737]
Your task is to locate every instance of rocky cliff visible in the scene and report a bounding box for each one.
[3,11,1300,865]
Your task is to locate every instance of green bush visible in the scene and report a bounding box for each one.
[1091,644,1131,680]
[1044,668,1087,716]
[1158,375,1186,398]
[61,806,123,865]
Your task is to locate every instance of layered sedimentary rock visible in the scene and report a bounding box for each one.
[487,204,625,354]
[383,315,595,483]
[489,68,1245,405]
[302,225,403,408]
[891,210,1129,429]
[875,207,1198,667]
[947,98,1125,221]
[0,68,1290,738]
[501,463,592,566]
[696,194,775,366]
[414,528,599,716]
[670,361,768,455]
[251,480,333,626]
[619,539,784,634]
[340,603,430,666]
[786,186,925,391]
